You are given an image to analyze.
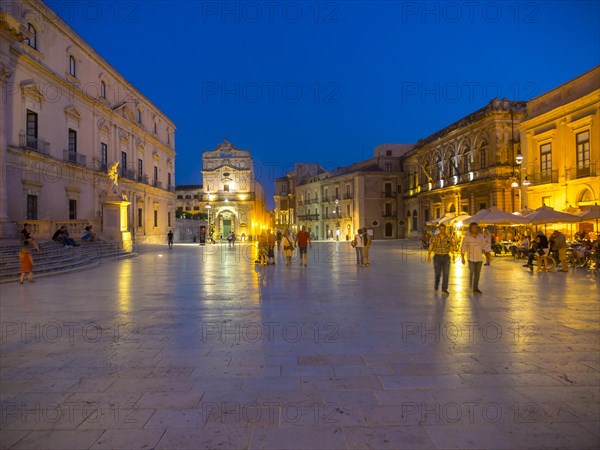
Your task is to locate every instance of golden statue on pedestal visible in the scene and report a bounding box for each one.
[108,162,120,196]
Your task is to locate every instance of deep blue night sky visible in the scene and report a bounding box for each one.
[53,0,600,207]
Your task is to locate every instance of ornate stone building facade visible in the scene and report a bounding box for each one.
[293,145,412,240]
[402,99,527,234]
[0,1,176,243]
[519,66,599,217]
[201,141,267,239]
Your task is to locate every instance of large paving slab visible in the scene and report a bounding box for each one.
[1,240,598,449]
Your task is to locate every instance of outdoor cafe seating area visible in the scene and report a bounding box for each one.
[424,204,600,272]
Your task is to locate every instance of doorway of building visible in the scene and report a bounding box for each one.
[222,219,232,237]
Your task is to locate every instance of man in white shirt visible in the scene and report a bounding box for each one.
[461,222,491,294]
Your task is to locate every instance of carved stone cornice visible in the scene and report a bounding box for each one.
[0,12,31,41]
[0,62,12,85]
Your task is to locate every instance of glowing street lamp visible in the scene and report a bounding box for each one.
[205,203,212,243]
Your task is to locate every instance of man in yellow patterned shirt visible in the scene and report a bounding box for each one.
[427,224,454,295]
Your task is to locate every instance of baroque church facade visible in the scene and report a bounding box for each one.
[201,141,268,239]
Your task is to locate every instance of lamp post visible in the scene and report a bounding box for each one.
[510,107,519,212]
[335,198,340,240]
[205,203,212,244]
[509,104,531,212]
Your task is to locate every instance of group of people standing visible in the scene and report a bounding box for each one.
[257,226,312,267]
[427,222,491,295]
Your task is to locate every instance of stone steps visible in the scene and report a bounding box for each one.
[0,240,137,284]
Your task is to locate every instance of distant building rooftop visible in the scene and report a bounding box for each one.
[374,144,415,157]
[175,184,203,190]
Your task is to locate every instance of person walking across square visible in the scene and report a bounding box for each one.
[361,228,371,266]
[427,224,454,295]
[353,229,365,266]
[295,226,311,266]
[461,222,491,294]
[167,230,174,249]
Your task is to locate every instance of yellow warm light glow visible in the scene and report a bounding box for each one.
[239,194,247,200]
[208,194,215,201]
[118,260,132,313]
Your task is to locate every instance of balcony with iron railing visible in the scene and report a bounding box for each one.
[567,163,596,180]
[63,149,86,166]
[297,213,320,221]
[137,173,149,184]
[19,131,50,154]
[531,169,559,185]
[382,192,396,198]
[121,168,136,180]
[344,193,353,199]
[152,179,163,189]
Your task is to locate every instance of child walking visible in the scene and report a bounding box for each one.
[19,245,34,284]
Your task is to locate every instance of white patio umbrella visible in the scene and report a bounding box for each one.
[426,213,450,226]
[524,205,581,225]
[577,203,600,232]
[514,206,535,216]
[478,208,529,225]
[439,212,471,226]
[463,208,491,225]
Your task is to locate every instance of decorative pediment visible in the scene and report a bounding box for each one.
[118,130,129,142]
[112,102,137,124]
[166,158,173,167]
[136,138,145,153]
[20,79,44,102]
[97,119,111,134]
[152,151,160,162]
[64,105,81,123]
[122,104,136,123]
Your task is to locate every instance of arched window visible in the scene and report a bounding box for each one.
[69,55,76,77]
[578,189,593,204]
[480,142,487,169]
[437,156,443,180]
[26,23,37,49]
[448,154,456,177]
[463,146,470,173]
[100,81,106,99]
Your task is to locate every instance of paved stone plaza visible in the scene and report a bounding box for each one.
[1,240,599,449]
